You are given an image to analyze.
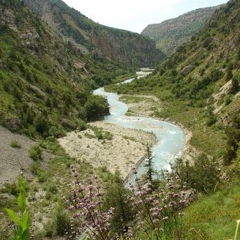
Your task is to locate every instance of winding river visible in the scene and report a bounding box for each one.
[94,78,185,182]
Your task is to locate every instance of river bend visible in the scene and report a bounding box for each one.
[94,87,185,180]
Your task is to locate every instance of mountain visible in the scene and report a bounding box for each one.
[105,3,240,237]
[23,0,164,67]
[109,0,240,161]
[141,5,222,56]
[0,0,165,138]
[0,0,126,137]
[1,0,240,239]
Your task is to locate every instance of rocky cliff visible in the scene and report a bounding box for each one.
[23,0,165,67]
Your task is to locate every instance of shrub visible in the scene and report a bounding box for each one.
[206,115,217,126]
[30,161,41,175]
[33,114,49,136]
[10,140,21,148]
[172,154,220,193]
[78,119,87,131]
[5,178,30,240]
[64,166,115,240]
[1,182,18,196]
[84,95,109,121]
[64,166,192,240]
[127,170,190,240]
[55,208,71,236]
[28,144,42,161]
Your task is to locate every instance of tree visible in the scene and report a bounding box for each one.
[224,113,240,165]
[33,114,49,136]
[103,171,133,236]
[173,154,220,193]
[142,146,159,190]
[84,95,109,121]
[230,77,239,94]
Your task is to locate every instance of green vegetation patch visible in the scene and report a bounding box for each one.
[184,185,240,240]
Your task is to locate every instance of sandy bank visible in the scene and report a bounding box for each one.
[58,121,156,179]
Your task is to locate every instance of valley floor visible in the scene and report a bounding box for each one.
[58,121,157,179]
[59,94,195,180]
[0,94,194,187]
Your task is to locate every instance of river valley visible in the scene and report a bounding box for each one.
[59,71,186,182]
[93,84,185,182]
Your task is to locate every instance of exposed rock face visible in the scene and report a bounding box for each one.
[23,0,165,67]
[141,5,222,56]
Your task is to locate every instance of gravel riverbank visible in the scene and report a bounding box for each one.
[0,126,35,186]
[58,121,157,179]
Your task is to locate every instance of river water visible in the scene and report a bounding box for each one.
[94,82,185,182]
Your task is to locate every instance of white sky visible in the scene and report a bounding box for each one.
[62,0,229,33]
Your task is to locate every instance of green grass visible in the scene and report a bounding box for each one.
[183,184,240,240]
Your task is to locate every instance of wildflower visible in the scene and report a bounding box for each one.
[162,216,169,221]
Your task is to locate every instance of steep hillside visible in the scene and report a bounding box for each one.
[108,0,240,161]
[0,0,123,137]
[2,1,240,239]
[141,5,221,56]
[23,0,165,67]
[105,3,240,237]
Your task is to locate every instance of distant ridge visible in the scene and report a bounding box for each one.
[23,0,165,67]
[141,5,223,56]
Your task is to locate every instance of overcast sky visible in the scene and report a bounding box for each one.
[62,0,229,33]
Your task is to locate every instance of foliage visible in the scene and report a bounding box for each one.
[126,170,192,240]
[89,126,113,140]
[106,0,240,160]
[1,1,240,240]
[10,140,21,148]
[224,112,240,165]
[54,207,71,236]
[172,154,220,193]
[183,183,240,240]
[0,0,137,139]
[28,144,42,161]
[24,0,164,67]
[1,182,19,196]
[84,95,109,121]
[64,166,195,240]
[64,166,115,240]
[5,178,30,240]
[103,171,133,236]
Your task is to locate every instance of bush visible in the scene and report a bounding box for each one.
[1,182,18,196]
[10,140,21,148]
[64,166,191,240]
[33,114,49,136]
[55,208,71,236]
[78,119,87,131]
[206,115,217,126]
[173,154,220,193]
[30,161,41,175]
[84,95,109,121]
[28,145,42,161]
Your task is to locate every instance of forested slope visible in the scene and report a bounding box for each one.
[0,0,135,138]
